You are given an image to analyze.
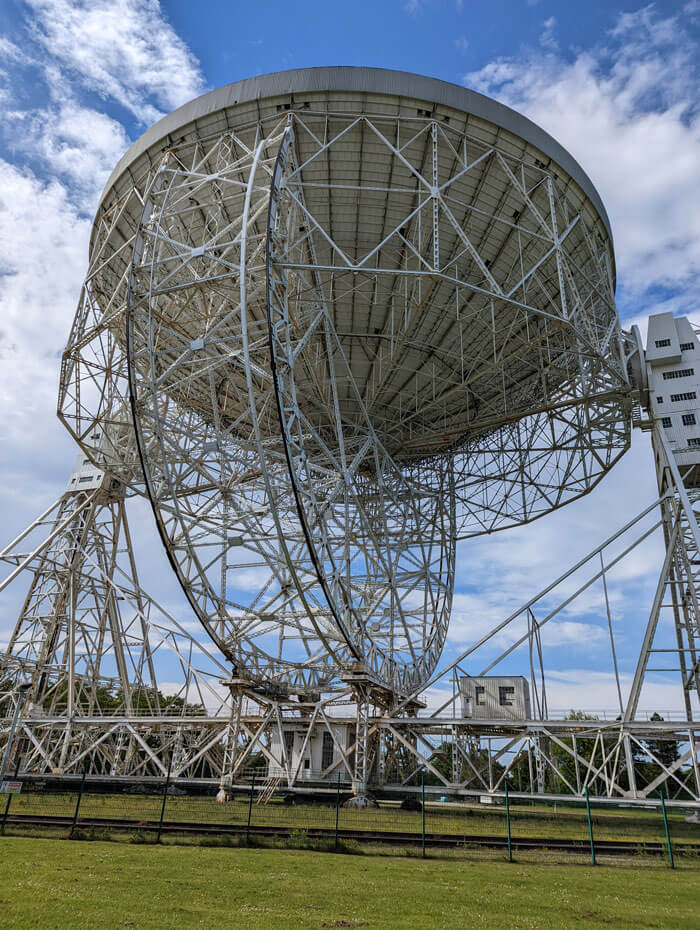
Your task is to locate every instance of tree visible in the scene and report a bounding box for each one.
[631,711,687,796]
[424,740,506,789]
[0,675,15,718]
[40,680,205,717]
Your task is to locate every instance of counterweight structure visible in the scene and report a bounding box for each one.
[1,69,698,804]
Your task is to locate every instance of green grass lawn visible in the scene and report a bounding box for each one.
[0,835,698,929]
[7,789,700,846]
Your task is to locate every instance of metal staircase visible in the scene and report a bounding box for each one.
[256,774,282,805]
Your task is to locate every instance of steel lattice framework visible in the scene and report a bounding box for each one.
[5,69,698,803]
[266,115,629,537]
[94,70,628,699]
[0,480,233,778]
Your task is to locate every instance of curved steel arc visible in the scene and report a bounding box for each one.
[266,126,454,694]
[265,127,360,662]
[242,131,362,669]
[125,128,343,689]
[126,166,230,669]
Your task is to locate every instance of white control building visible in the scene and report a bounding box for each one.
[268,722,353,782]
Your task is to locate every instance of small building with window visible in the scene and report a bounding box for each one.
[458,676,531,720]
[66,431,107,493]
[268,721,353,782]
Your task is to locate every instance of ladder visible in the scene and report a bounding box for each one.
[256,774,282,805]
[632,402,654,431]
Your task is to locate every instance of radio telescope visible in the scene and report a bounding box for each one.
[52,68,630,696]
[17,69,696,802]
[116,68,629,700]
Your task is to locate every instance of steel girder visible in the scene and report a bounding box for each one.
[114,108,629,696]
[6,88,683,795]
[0,482,232,777]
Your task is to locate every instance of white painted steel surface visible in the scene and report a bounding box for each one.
[459,676,531,720]
[53,68,633,695]
[4,75,700,798]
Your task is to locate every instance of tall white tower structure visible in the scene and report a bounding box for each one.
[624,313,700,723]
[647,313,700,469]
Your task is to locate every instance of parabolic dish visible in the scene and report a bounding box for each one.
[69,68,631,695]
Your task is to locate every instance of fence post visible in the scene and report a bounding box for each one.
[70,766,87,839]
[335,772,341,851]
[246,771,256,845]
[505,779,513,862]
[585,787,596,866]
[157,755,173,844]
[659,789,674,869]
[1,758,20,836]
[421,771,426,858]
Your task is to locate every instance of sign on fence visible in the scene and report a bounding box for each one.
[1,781,22,794]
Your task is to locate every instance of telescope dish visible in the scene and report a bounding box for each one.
[83,68,629,695]
[125,122,453,693]
[126,129,343,689]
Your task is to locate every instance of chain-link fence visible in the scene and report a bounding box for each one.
[1,769,695,866]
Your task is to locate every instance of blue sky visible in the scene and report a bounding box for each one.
[1,0,699,713]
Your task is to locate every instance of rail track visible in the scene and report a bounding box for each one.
[2,812,695,857]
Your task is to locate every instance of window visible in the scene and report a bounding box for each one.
[655,338,671,348]
[474,686,486,706]
[670,392,697,402]
[689,438,700,448]
[78,476,94,483]
[683,413,697,426]
[661,417,672,428]
[656,397,663,404]
[303,758,310,769]
[681,343,695,351]
[321,731,334,770]
[499,686,515,707]
[663,369,694,380]
[283,729,294,759]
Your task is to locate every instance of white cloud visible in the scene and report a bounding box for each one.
[0,159,91,545]
[25,0,206,123]
[464,4,700,316]
[540,16,558,51]
[448,590,609,653]
[454,37,469,54]
[545,669,688,717]
[0,159,89,393]
[0,1,208,657]
[157,679,229,713]
[8,102,130,205]
[0,37,33,66]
